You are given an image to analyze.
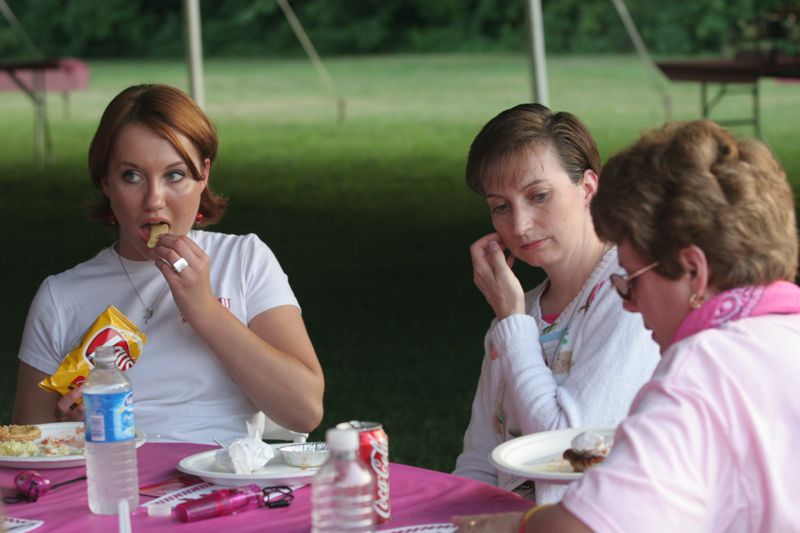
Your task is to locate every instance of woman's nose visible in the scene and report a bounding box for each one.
[512,205,534,236]
[143,180,165,211]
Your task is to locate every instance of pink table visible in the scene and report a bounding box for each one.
[1,443,532,531]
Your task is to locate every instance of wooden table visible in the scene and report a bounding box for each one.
[656,56,800,137]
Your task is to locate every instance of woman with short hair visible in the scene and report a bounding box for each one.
[454,103,660,503]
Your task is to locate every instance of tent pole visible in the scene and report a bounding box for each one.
[183,0,205,109]
[610,0,671,120]
[0,0,41,58]
[277,0,346,121]
[526,0,549,106]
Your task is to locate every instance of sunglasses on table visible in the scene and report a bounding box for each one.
[609,261,659,301]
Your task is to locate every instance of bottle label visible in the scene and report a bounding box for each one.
[83,391,135,442]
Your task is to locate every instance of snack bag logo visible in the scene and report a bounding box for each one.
[84,327,134,370]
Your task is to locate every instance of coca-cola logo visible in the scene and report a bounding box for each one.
[84,327,134,370]
[369,435,391,518]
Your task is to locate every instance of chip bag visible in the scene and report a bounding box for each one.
[38,305,147,398]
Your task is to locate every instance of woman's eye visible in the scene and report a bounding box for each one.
[166,170,185,182]
[530,192,548,202]
[491,203,509,214]
[122,170,141,183]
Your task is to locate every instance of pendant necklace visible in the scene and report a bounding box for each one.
[117,250,169,324]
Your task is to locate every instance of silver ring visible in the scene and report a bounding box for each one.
[172,257,189,273]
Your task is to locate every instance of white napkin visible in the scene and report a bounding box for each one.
[214,416,275,474]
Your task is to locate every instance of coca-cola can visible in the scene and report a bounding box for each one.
[337,420,390,523]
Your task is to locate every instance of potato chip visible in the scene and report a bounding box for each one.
[147,223,169,248]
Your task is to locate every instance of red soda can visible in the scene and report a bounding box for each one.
[337,420,390,523]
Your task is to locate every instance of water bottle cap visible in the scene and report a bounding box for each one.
[325,428,358,451]
[95,346,116,364]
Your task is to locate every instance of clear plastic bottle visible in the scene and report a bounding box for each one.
[312,428,375,532]
[83,345,139,514]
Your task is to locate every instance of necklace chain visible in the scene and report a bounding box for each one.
[117,251,169,324]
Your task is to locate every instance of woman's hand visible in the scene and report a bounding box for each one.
[54,387,84,422]
[151,233,324,433]
[154,233,218,324]
[451,512,523,532]
[470,233,525,320]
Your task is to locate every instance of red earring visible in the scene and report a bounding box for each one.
[106,212,117,225]
[195,212,205,224]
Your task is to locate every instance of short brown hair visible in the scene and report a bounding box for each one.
[465,103,601,195]
[87,84,228,226]
[592,120,798,288]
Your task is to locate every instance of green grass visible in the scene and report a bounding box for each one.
[1,54,798,472]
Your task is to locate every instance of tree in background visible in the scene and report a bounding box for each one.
[0,0,796,58]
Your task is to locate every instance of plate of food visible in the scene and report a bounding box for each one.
[177,445,320,487]
[0,422,146,469]
[490,427,615,483]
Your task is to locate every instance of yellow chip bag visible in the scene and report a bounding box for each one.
[39,305,147,398]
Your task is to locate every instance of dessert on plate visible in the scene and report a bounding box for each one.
[562,430,612,472]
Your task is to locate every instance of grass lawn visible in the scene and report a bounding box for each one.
[1,54,797,472]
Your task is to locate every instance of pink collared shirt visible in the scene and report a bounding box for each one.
[562,314,800,532]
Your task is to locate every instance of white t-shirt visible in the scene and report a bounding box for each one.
[18,230,300,443]
[562,314,800,532]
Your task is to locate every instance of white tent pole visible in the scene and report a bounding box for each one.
[277,0,345,121]
[0,0,41,58]
[610,0,671,120]
[526,0,549,106]
[183,0,205,109]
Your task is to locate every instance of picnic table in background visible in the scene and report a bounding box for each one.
[0,57,90,166]
[656,52,800,138]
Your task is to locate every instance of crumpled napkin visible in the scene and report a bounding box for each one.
[214,417,275,474]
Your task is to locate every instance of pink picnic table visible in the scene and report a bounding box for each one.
[1,442,533,532]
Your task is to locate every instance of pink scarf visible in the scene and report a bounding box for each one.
[672,281,800,345]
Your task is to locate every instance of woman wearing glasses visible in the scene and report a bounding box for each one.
[453,104,660,503]
[454,120,800,531]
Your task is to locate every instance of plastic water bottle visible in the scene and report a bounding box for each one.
[312,428,375,532]
[83,345,139,514]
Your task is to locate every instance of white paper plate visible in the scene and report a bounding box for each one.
[177,446,319,487]
[490,427,615,484]
[0,422,146,469]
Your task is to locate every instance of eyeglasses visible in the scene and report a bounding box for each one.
[609,262,659,301]
[263,485,295,508]
[174,484,295,523]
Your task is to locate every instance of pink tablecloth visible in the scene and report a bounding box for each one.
[1,443,532,532]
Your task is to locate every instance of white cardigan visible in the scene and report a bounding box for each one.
[453,247,661,503]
